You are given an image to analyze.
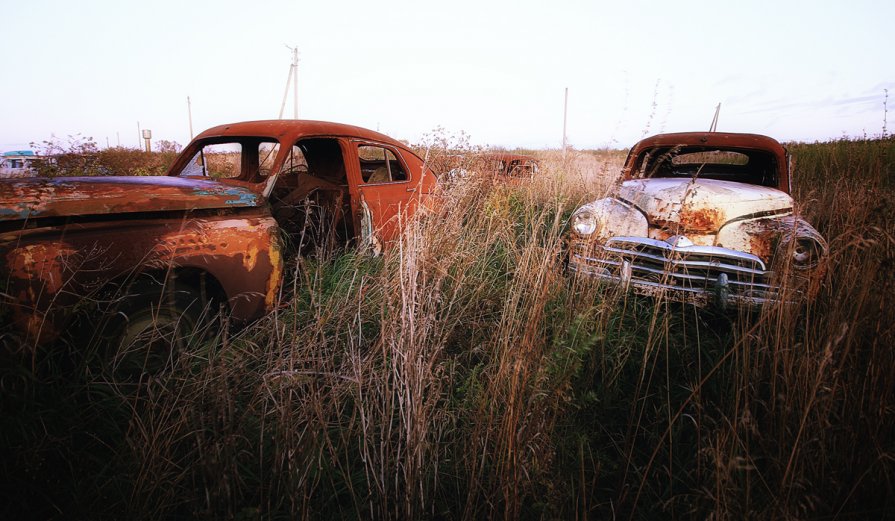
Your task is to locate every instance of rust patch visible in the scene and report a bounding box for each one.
[4,241,81,343]
[651,207,724,235]
[677,206,724,232]
[742,218,790,262]
[265,232,284,309]
[748,232,774,262]
[650,227,675,241]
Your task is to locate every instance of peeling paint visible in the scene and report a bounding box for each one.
[0,177,262,222]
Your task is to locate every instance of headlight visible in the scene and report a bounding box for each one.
[571,209,597,236]
[791,237,824,269]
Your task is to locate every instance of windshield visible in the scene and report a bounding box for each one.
[178,139,280,181]
[634,146,779,188]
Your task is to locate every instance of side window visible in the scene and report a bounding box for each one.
[357,145,408,184]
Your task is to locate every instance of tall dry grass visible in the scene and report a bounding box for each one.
[2,138,893,520]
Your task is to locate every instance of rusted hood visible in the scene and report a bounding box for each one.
[0,176,261,222]
[618,178,792,232]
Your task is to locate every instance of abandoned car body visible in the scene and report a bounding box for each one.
[483,152,540,180]
[0,120,436,347]
[444,152,540,185]
[566,132,827,307]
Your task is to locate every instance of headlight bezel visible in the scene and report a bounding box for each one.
[570,208,597,236]
[789,236,825,270]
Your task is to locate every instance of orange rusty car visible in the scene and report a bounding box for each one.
[0,120,437,351]
[444,152,540,184]
[482,152,540,181]
[565,132,827,308]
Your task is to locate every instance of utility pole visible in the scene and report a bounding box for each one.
[292,46,298,119]
[187,96,194,139]
[137,121,141,149]
[562,87,569,154]
[278,46,299,119]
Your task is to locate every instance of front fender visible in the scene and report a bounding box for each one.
[573,198,649,242]
[717,215,827,268]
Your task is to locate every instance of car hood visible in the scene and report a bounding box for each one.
[0,176,262,222]
[617,178,793,233]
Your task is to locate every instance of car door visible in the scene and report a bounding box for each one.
[347,141,415,250]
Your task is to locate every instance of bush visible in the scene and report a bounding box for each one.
[29,134,179,177]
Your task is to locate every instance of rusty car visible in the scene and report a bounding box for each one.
[482,152,540,180]
[0,120,437,354]
[444,152,540,184]
[565,132,827,308]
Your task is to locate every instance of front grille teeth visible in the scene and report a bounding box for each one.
[571,236,775,295]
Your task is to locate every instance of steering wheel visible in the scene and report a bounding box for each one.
[272,171,344,209]
[279,163,309,177]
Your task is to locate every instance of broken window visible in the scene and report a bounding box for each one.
[358,145,408,184]
[635,146,778,187]
[672,151,749,166]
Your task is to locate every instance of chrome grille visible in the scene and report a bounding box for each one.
[570,236,774,296]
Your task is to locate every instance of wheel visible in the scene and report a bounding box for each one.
[99,279,207,382]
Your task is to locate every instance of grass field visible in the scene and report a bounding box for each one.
[2,136,893,519]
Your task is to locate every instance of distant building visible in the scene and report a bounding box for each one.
[0,150,41,178]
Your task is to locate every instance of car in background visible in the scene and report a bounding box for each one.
[444,152,540,184]
[482,152,540,180]
[565,132,827,308]
[0,150,42,178]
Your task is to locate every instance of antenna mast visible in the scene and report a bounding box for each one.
[709,102,721,132]
[187,96,194,139]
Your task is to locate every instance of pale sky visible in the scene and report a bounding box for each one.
[1,0,892,151]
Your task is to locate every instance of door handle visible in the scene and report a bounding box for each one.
[406,187,417,193]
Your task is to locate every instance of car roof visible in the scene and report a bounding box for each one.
[622,131,790,192]
[628,132,786,156]
[479,152,538,163]
[195,120,411,151]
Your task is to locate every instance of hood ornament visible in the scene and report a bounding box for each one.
[667,235,693,248]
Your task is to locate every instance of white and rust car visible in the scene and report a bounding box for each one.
[566,132,827,308]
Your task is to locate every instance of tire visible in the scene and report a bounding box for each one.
[99,278,207,382]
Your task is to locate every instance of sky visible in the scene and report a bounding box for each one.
[1,0,892,152]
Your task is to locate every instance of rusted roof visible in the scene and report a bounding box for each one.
[192,120,411,151]
[478,152,539,163]
[629,132,786,154]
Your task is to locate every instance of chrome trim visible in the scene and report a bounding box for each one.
[606,236,767,268]
[567,235,791,307]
